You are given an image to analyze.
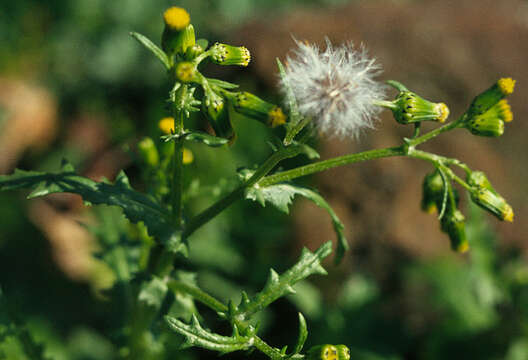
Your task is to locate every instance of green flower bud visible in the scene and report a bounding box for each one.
[393,91,449,124]
[161,8,194,56]
[421,170,444,214]
[441,209,469,253]
[467,171,513,222]
[383,81,449,124]
[210,42,251,67]
[307,344,339,360]
[174,61,198,83]
[467,77,515,118]
[465,99,512,137]
[230,92,286,127]
[202,91,234,141]
[137,137,159,168]
[336,345,351,360]
[421,170,459,215]
[185,43,204,60]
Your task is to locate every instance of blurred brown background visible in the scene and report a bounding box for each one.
[236,0,527,260]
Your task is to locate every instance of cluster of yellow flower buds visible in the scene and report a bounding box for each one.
[464,78,515,137]
[421,166,514,253]
[159,7,286,142]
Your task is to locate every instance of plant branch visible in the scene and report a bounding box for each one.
[183,145,303,239]
[259,146,405,186]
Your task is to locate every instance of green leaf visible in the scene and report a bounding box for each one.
[130,32,171,70]
[207,78,240,90]
[246,184,348,263]
[0,161,182,250]
[162,131,229,147]
[235,241,332,320]
[138,276,168,309]
[165,315,253,354]
[292,313,308,355]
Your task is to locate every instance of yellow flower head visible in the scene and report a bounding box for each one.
[436,103,450,123]
[159,117,175,134]
[163,7,190,31]
[497,77,515,96]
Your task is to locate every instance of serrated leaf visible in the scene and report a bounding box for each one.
[235,241,332,320]
[207,78,240,90]
[246,183,348,264]
[162,131,229,147]
[138,276,168,309]
[0,162,182,249]
[292,313,308,355]
[165,315,253,353]
[130,32,171,70]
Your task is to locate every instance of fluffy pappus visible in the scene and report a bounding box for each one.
[280,39,386,138]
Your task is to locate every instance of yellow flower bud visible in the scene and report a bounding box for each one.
[163,7,190,31]
[159,117,175,134]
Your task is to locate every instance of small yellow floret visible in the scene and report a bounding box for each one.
[503,205,514,222]
[159,117,175,134]
[268,107,287,127]
[163,7,190,31]
[498,100,513,122]
[498,77,515,95]
[175,62,196,83]
[436,103,450,123]
[457,241,470,254]
[183,148,194,164]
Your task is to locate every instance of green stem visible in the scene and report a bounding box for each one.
[408,119,463,147]
[183,146,303,239]
[252,336,284,360]
[171,107,185,227]
[259,146,405,186]
[407,149,471,190]
[168,280,228,313]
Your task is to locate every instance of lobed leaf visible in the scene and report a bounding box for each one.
[235,241,332,320]
[0,161,183,251]
[246,183,348,263]
[165,315,254,354]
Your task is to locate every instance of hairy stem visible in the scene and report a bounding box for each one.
[171,109,185,227]
[259,146,405,186]
[408,118,463,147]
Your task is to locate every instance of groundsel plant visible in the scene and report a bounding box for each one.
[0,6,516,360]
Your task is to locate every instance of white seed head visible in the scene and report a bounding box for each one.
[280,39,386,138]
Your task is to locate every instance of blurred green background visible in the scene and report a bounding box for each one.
[1,0,528,359]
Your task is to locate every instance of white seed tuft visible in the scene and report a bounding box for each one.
[280,39,386,138]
